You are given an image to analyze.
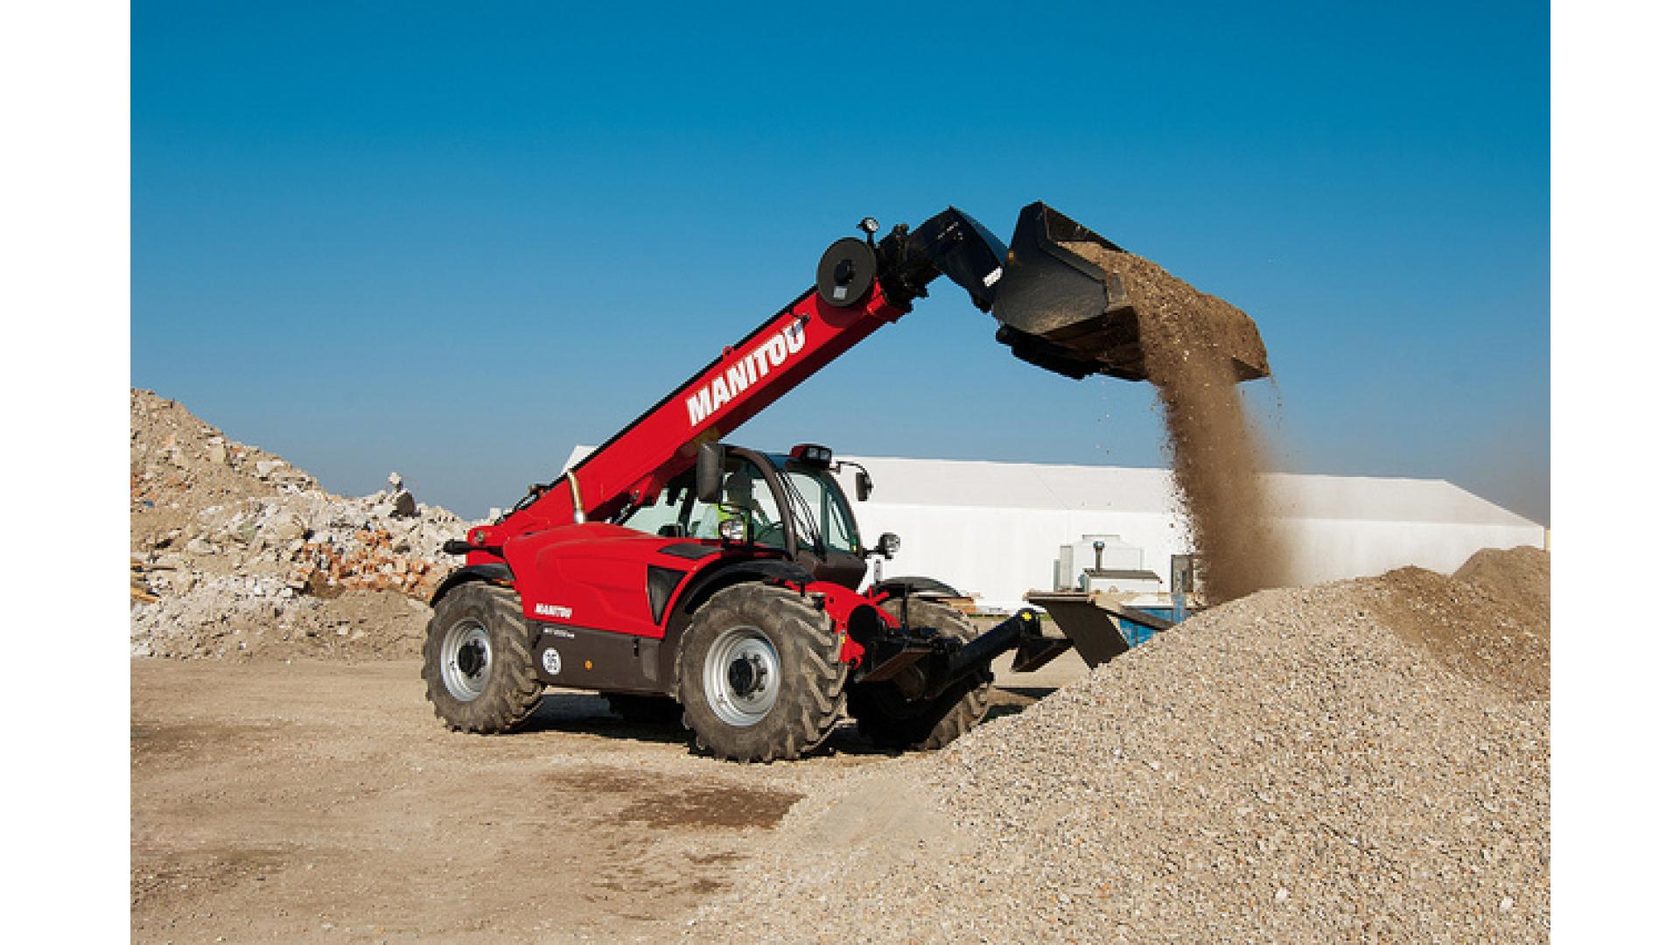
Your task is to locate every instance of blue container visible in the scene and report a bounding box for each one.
[1115,604,1194,649]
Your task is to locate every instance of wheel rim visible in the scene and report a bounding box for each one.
[440,619,492,702]
[703,624,781,727]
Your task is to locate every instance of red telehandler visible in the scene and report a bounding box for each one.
[423,202,1267,761]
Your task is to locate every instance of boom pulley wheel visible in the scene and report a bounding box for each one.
[817,236,877,308]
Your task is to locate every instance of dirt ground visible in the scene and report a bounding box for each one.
[131,656,1054,945]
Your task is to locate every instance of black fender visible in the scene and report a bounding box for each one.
[869,575,963,601]
[428,563,516,608]
[651,557,818,694]
[672,558,817,616]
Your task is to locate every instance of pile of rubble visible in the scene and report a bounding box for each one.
[130,389,478,659]
[687,548,1550,943]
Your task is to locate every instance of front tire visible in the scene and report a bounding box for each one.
[676,583,847,762]
[422,583,544,733]
[850,599,993,751]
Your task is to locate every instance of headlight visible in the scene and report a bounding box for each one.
[878,532,900,557]
[719,518,747,543]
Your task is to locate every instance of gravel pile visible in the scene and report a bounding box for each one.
[130,388,476,659]
[1454,544,1551,652]
[686,550,1550,943]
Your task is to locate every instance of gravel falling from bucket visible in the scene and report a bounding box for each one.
[1069,243,1290,603]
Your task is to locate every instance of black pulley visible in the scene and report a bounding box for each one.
[816,237,877,308]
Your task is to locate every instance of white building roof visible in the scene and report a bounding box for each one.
[836,455,1539,530]
[565,446,1538,530]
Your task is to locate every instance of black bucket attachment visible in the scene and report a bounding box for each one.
[1023,590,1178,669]
[990,202,1269,383]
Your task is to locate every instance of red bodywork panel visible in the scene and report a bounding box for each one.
[502,521,882,661]
[501,523,696,638]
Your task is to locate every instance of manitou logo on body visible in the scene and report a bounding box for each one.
[685,320,807,427]
[534,603,573,620]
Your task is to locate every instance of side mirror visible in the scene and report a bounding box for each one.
[695,441,724,504]
[854,469,873,502]
[873,532,900,560]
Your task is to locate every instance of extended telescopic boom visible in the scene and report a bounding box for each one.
[458,203,1268,555]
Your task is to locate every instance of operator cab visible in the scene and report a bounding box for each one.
[615,443,875,590]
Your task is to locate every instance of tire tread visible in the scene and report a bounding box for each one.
[422,583,543,734]
[676,583,847,763]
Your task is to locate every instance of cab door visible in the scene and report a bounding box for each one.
[782,467,869,591]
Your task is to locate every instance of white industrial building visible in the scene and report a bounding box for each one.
[564,447,1545,611]
[843,456,1545,610]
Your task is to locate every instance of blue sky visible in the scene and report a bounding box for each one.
[132,1,1549,523]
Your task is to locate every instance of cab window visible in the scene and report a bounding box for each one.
[620,458,791,548]
[693,460,782,543]
[618,472,697,537]
[784,468,860,554]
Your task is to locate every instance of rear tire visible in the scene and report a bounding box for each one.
[422,583,543,733]
[676,583,847,762]
[851,599,993,751]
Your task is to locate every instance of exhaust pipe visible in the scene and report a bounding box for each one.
[989,202,1270,383]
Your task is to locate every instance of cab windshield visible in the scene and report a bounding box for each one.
[777,461,861,555]
[616,453,859,556]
